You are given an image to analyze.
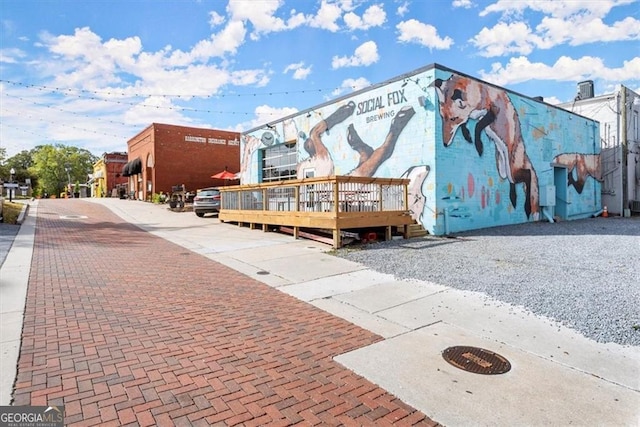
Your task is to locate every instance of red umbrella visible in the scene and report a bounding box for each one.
[211,169,238,184]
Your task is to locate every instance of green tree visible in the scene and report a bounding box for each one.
[31,144,97,197]
[3,149,38,189]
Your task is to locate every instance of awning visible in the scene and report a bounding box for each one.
[121,158,142,177]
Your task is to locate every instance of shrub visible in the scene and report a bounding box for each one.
[1,201,23,224]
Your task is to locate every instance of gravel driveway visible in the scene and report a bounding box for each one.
[333,216,640,347]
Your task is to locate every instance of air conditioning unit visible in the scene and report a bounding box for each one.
[578,80,594,100]
[630,200,640,213]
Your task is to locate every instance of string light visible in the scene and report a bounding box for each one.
[0,79,350,101]
[0,108,130,139]
[0,78,360,144]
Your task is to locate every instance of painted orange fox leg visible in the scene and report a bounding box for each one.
[350,106,416,177]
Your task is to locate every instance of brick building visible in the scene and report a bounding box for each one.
[91,152,129,197]
[122,123,240,201]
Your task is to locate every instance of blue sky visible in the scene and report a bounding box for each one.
[1,0,638,158]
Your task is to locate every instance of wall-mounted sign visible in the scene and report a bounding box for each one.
[185,136,207,143]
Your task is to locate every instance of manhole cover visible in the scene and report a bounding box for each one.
[256,270,270,275]
[442,346,511,375]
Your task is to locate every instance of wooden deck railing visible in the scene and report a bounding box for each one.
[218,176,414,248]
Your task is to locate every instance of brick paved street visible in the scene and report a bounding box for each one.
[12,200,440,426]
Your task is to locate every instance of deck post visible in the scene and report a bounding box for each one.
[263,188,267,211]
[333,177,339,216]
[333,178,341,248]
[403,183,409,212]
[293,185,300,239]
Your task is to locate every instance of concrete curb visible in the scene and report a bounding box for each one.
[16,204,29,225]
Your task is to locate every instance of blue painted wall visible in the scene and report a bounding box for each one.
[241,65,601,235]
[431,69,601,234]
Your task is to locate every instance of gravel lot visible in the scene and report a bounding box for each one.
[333,216,640,347]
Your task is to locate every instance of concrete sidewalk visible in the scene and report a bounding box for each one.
[1,197,639,426]
[0,202,36,406]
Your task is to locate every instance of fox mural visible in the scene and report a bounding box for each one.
[240,65,600,235]
[431,74,540,219]
[553,153,602,194]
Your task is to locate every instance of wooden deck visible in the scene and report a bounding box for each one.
[218,176,415,248]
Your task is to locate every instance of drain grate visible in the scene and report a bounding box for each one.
[442,346,511,375]
[256,270,270,275]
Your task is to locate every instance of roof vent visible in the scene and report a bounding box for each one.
[533,96,544,102]
[577,80,594,100]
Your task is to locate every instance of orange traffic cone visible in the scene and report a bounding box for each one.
[602,206,609,218]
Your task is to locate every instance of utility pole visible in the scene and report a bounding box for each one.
[621,86,628,215]
[64,164,72,198]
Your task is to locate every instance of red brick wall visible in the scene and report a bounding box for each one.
[104,152,128,194]
[127,123,240,200]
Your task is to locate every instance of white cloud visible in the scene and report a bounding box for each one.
[396,2,409,17]
[539,16,640,46]
[396,19,454,49]
[209,11,225,27]
[229,69,271,87]
[186,20,247,62]
[225,0,307,40]
[237,104,299,131]
[308,0,343,32]
[343,4,386,31]
[331,77,371,97]
[0,47,26,64]
[42,27,139,86]
[284,62,312,80]
[473,0,640,56]
[331,40,379,69]
[227,0,286,35]
[478,55,640,87]
[123,96,187,126]
[470,21,539,57]
[453,0,473,9]
[479,0,630,19]
[543,96,563,105]
[35,23,270,101]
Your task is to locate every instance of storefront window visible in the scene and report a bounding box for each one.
[261,142,297,182]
